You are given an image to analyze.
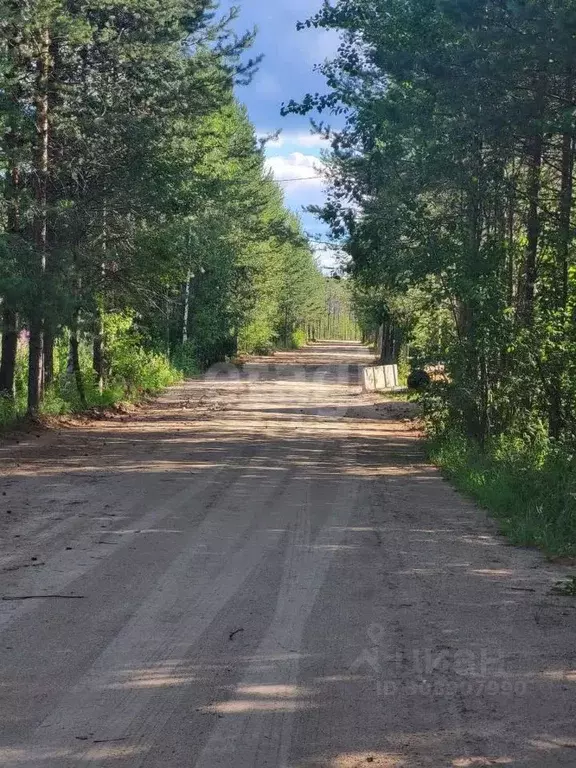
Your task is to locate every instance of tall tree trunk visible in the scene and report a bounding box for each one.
[461,134,488,443]
[28,27,51,416]
[478,345,489,448]
[376,323,384,360]
[3,104,22,401]
[27,317,43,415]
[182,270,191,345]
[27,333,43,412]
[41,36,62,396]
[379,321,400,365]
[93,206,107,394]
[557,135,573,313]
[93,318,104,394]
[549,80,574,439]
[165,294,171,356]
[70,311,86,409]
[0,309,18,399]
[520,133,543,326]
[43,327,54,389]
[507,182,515,308]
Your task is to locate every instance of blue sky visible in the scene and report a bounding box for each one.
[221,0,340,270]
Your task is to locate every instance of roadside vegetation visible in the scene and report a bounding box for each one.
[0,0,333,425]
[290,0,576,557]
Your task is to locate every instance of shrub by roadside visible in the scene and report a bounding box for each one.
[422,386,576,559]
[0,313,185,428]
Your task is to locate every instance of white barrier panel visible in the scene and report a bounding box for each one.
[362,365,399,392]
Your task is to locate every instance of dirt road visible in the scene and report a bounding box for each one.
[0,343,575,767]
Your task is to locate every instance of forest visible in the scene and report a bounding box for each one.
[0,0,332,423]
[3,0,576,555]
[288,0,576,556]
[1,3,574,756]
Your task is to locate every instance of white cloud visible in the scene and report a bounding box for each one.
[292,132,330,149]
[256,132,284,148]
[311,241,346,272]
[257,131,330,151]
[265,152,326,192]
[257,128,332,232]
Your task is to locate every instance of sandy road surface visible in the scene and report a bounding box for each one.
[0,343,575,768]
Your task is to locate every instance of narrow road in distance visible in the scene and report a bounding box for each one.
[0,343,575,767]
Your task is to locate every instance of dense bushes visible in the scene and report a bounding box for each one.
[414,340,576,558]
[290,329,308,349]
[420,383,576,557]
[428,425,576,558]
[0,313,183,426]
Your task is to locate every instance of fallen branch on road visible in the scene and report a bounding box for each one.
[2,594,85,601]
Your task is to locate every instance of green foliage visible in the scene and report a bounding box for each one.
[289,0,576,442]
[420,382,576,556]
[0,395,16,427]
[101,312,180,398]
[290,329,308,349]
[428,426,576,558]
[170,342,201,378]
[0,1,324,421]
[551,577,576,596]
[309,279,361,341]
[0,313,183,423]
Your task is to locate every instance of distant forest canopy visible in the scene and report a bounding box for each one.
[309,279,361,342]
